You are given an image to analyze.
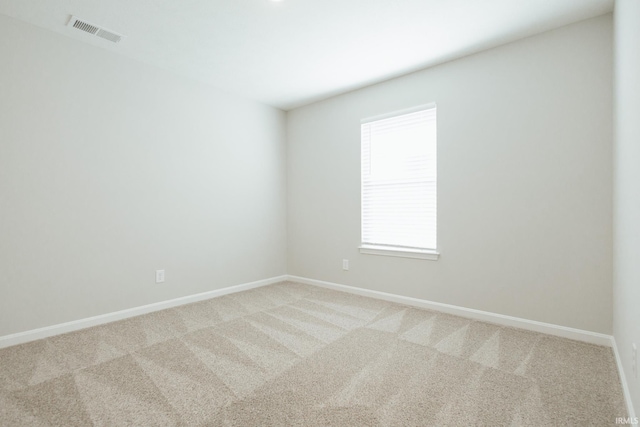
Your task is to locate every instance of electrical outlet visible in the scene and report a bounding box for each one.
[633,343,637,379]
[342,259,349,271]
[156,270,165,283]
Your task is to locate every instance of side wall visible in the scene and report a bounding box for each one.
[613,0,640,413]
[287,15,613,333]
[0,15,287,336]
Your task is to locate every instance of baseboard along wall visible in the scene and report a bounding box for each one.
[0,273,634,418]
[286,275,635,419]
[287,275,612,346]
[0,275,288,349]
[611,336,638,420]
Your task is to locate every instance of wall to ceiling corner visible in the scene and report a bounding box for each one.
[287,14,614,334]
[0,14,287,337]
[613,0,640,414]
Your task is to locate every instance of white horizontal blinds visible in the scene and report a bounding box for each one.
[361,106,437,251]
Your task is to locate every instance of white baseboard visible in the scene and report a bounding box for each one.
[290,275,634,416]
[2,273,634,416]
[611,336,637,419]
[287,275,613,347]
[0,275,287,349]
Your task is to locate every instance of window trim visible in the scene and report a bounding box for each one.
[359,244,440,260]
[361,102,437,125]
[360,102,438,260]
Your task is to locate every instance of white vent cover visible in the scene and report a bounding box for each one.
[67,16,124,44]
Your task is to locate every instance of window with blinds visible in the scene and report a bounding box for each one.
[360,104,438,259]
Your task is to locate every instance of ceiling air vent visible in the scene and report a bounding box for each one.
[67,16,124,44]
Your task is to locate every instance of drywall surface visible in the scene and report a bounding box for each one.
[287,15,613,333]
[613,0,640,413]
[0,15,286,336]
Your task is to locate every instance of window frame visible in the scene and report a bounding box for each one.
[359,103,439,261]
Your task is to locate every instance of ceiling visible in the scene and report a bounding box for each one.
[0,0,613,110]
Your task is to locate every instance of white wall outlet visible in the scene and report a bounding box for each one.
[342,259,349,271]
[155,270,165,283]
[633,343,637,379]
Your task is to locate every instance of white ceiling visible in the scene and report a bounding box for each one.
[0,0,613,110]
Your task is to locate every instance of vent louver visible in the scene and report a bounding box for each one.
[67,16,124,44]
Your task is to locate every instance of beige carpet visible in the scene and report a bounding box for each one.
[0,281,627,426]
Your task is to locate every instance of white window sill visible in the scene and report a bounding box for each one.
[359,245,440,260]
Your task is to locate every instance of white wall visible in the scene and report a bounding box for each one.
[287,15,613,334]
[614,0,640,413]
[0,15,287,337]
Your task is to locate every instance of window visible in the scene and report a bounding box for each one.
[360,104,438,260]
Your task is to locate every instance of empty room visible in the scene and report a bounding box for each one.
[0,0,638,425]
